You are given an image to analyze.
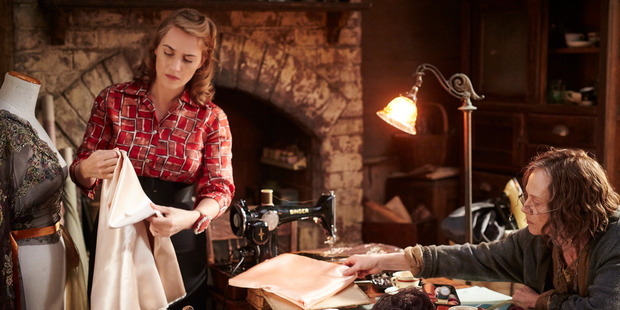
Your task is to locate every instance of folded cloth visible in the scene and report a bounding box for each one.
[229,253,356,309]
[91,150,185,310]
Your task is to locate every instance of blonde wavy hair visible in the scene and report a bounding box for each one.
[522,148,620,248]
[136,8,217,106]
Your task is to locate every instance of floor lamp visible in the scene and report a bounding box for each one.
[377,63,484,244]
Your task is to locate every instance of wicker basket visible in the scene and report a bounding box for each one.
[392,102,451,172]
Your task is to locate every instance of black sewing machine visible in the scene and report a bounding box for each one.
[229,190,337,267]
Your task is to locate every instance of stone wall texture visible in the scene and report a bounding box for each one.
[11,0,364,247]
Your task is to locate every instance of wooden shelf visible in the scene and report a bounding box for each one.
[474,100,599,116]
[260,156,307,171]
[549,46,600,54]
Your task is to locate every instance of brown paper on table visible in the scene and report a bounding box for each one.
[229,253,361,309]
[260,283,371,310]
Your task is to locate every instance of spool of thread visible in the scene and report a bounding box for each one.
[435,286,451,300]
[447,294,459,305]
[261,189,274,206]
[423,283,436,295]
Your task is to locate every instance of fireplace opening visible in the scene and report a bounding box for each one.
[209,86,318,262]
[215,86,317,211]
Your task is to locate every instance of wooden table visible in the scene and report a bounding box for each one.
[214,277,477,310]
[209,246,477,309]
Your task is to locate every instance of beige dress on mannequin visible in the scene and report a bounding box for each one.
[0,71,72,309]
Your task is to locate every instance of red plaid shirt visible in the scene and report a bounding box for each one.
[71,81,234,214]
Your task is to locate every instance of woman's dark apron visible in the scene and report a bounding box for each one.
[138,177,208,309]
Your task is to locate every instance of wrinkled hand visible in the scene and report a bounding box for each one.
[79,148,120,180]
[146,204,199,237]
[511,285,540,309]
[342,254,382,278]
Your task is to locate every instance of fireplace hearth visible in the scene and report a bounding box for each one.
[10,3,365,247]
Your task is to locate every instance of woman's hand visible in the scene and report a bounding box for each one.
[342,254,384,278]
[78,148,120,180]
[343,252,411,278]
[511,285,540,309]
[146,204,201,237]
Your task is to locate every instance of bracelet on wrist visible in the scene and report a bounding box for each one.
[193,212,212,235]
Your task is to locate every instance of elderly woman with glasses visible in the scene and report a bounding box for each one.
[344,148,620,309]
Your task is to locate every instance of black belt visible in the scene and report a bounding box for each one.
[137,176,194,209]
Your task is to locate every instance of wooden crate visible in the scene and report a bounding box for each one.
[246,289,271,310]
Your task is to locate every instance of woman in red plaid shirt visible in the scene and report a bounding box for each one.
[70,8,235,310]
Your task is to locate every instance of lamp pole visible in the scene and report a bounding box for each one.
[412,64,483,244]
[461,99,476,244]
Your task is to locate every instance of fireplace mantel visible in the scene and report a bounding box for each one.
[39,0,371,11]
[39,0,372,45]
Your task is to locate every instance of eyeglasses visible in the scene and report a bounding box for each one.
[518,194,560,215]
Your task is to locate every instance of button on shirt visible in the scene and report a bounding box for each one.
[71,81,234,213]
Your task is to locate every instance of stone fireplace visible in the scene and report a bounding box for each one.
[10,1,364,248]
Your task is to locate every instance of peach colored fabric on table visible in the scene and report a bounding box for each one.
[91,150,185,310]
[228,253,356,309]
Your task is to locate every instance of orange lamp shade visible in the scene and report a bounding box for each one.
[376,95,418,135]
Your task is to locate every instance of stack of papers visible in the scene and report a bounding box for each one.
[456,286,512,309]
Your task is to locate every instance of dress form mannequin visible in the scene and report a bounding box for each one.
[0,71,66,168]
[0,71,67,309]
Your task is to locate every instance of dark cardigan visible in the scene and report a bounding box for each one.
[408,211,620,309]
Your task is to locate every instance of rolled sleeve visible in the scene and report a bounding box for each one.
[70,89,113,198]
[195,108,235,218]
[404,245,424,276]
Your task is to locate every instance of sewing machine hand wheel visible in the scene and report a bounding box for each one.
[230,200,248,237]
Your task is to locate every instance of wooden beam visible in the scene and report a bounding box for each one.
[38,0,372,11]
